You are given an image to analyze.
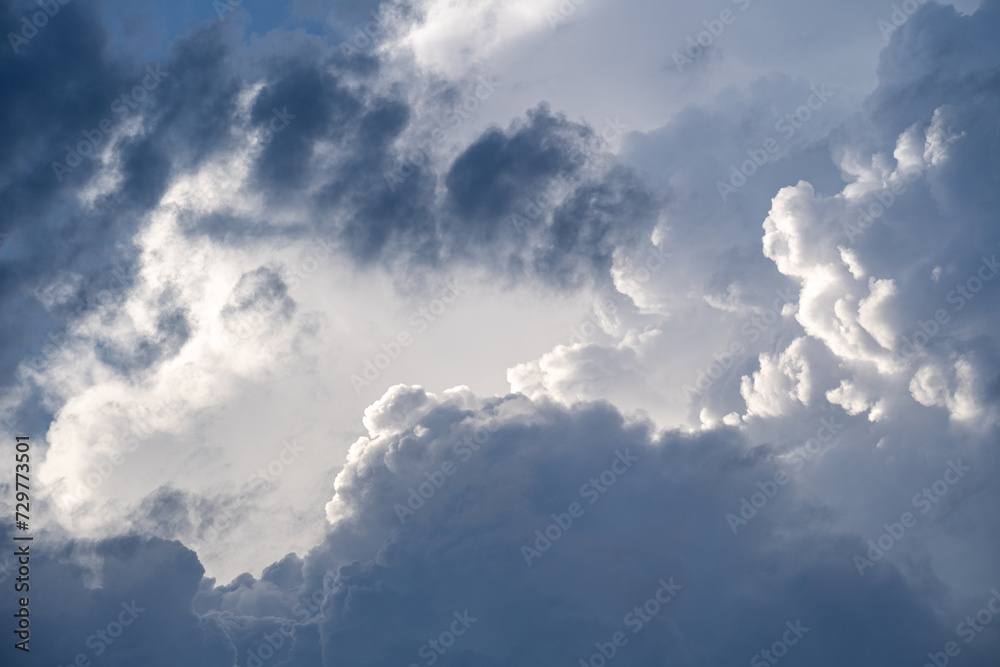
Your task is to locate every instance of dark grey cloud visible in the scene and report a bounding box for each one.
[439,105,662,290]
[222,266,297,339]
[0,3,399,416]
[0,8,247,404]
[250,60,365,192]
[0,0,667,425]
[0,1,140,386]
[445,104,592,224]
[7,389,995,666]
[0,527,234,666]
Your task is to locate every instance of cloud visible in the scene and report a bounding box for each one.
[0,527,234,666]
[508,0,1000,431]
[1,1,999,665]
[8,384,999,665]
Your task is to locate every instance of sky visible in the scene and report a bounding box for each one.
[0,0,999,665]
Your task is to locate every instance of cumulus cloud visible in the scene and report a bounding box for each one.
[1,0,999,665]
[5,385,999,665]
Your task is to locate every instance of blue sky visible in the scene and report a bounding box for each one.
[1,0,999,665]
